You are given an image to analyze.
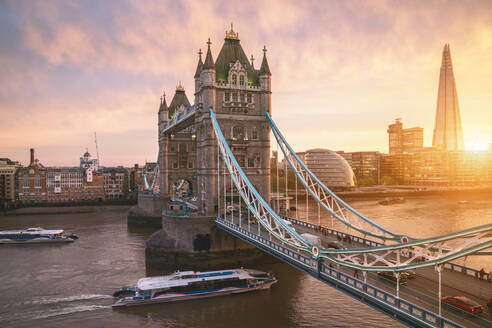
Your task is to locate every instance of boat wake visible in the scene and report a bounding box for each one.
[32,304,111,320]
[29,294,112,305]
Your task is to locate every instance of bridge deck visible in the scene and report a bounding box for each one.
[288,219,492,327]
[217,215,492,328]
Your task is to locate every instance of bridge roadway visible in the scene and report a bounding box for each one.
[220,214,492,328]
[286,217,492,328]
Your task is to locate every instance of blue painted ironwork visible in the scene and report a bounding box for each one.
[216,217,463,328]
[267,112,405,243]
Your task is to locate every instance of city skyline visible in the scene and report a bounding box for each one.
[1,1,492,166]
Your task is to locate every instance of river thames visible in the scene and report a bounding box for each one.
[1,192,491,328]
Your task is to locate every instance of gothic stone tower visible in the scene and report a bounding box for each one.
[193,25,272,216]
[158,84,196,198]
[147,26,272,269]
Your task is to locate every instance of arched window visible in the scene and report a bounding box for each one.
[232,74,237,85]
[252,126,258,140]
[232,126,245,140]
[239,75,245,86]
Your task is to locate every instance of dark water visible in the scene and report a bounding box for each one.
[1,193,491,327]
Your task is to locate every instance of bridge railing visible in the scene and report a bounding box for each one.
[216,217,463,328]
[319,264,461,328]
[283,216,383,248]
[284,216,492,283]
[443,262,491,282]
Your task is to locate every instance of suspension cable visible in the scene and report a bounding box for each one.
[217,139,220,218]
[285,158,288,216]
[295,168,298,220]
[276,142,279,213]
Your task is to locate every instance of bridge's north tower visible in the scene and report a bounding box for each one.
[159,25,272,215]
[146,26,273,270]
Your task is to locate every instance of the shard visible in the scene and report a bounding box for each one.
[432,43,464,150]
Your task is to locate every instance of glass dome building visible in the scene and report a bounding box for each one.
[304,149,356,191]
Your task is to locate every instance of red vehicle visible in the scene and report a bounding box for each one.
[441,296,484,314]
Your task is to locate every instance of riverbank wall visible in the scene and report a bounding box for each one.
[289,186,492,201]
[1,204,132,216]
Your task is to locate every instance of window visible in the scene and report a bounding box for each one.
[232,126,245,140]
[247,93,252,103]
[237,155,245,167]
[240,93,245,103]
[232,92,237,102]
[35,176,42,188]
[232,74,237,85]
[248,157,255,168]
[239,75,245,86]
[188,161,194,169]
[252,127,258,140]
[225,92,230,101]
[170,144,175,152]
[172,162,178,169]
[23,177,29,188]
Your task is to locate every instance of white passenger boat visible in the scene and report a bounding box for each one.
[112,268,277,307]
[0,227,78,244]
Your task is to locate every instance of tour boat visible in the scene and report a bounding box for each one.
[112,268,277,307]
[0,227,78,244]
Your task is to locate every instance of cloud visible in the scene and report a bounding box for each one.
[1,0,492,166]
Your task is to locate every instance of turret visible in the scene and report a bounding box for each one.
[201,38,216,87]
[259,45,272,114]
[158,91,168,132]
[194,49,203,104]
[259,45,271,89]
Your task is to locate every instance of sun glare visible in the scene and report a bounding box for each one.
[465,140,490,151]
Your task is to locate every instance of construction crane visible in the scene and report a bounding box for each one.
[94,132,100,169]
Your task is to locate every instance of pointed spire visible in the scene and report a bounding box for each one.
[159,91,167,112]
[203,38,215,69]
[259,45,271,75]
[162,92,167,107]
[194,48,203,78]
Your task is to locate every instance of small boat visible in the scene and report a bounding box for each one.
[112,268,277,307]
[0,227,77,244]
[378,197,406,206]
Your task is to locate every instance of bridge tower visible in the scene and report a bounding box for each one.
[192,25,272,216]
[158,91,168,195]
[159,84,195,198]
[145,25,273,269]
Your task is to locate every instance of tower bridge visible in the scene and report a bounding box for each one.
[137,26,492,328]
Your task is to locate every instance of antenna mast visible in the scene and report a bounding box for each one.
[94,132,100,169]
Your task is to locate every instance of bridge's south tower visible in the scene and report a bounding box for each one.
[193,25,272,215]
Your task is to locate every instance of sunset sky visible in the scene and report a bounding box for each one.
[1,0,491,167]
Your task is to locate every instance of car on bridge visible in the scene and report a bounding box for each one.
[387,260,416,279]
[326,241,345,249]
[441,296,484,314]
[377,271,408,284]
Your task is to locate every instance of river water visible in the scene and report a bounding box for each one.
[1,193,491,328]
